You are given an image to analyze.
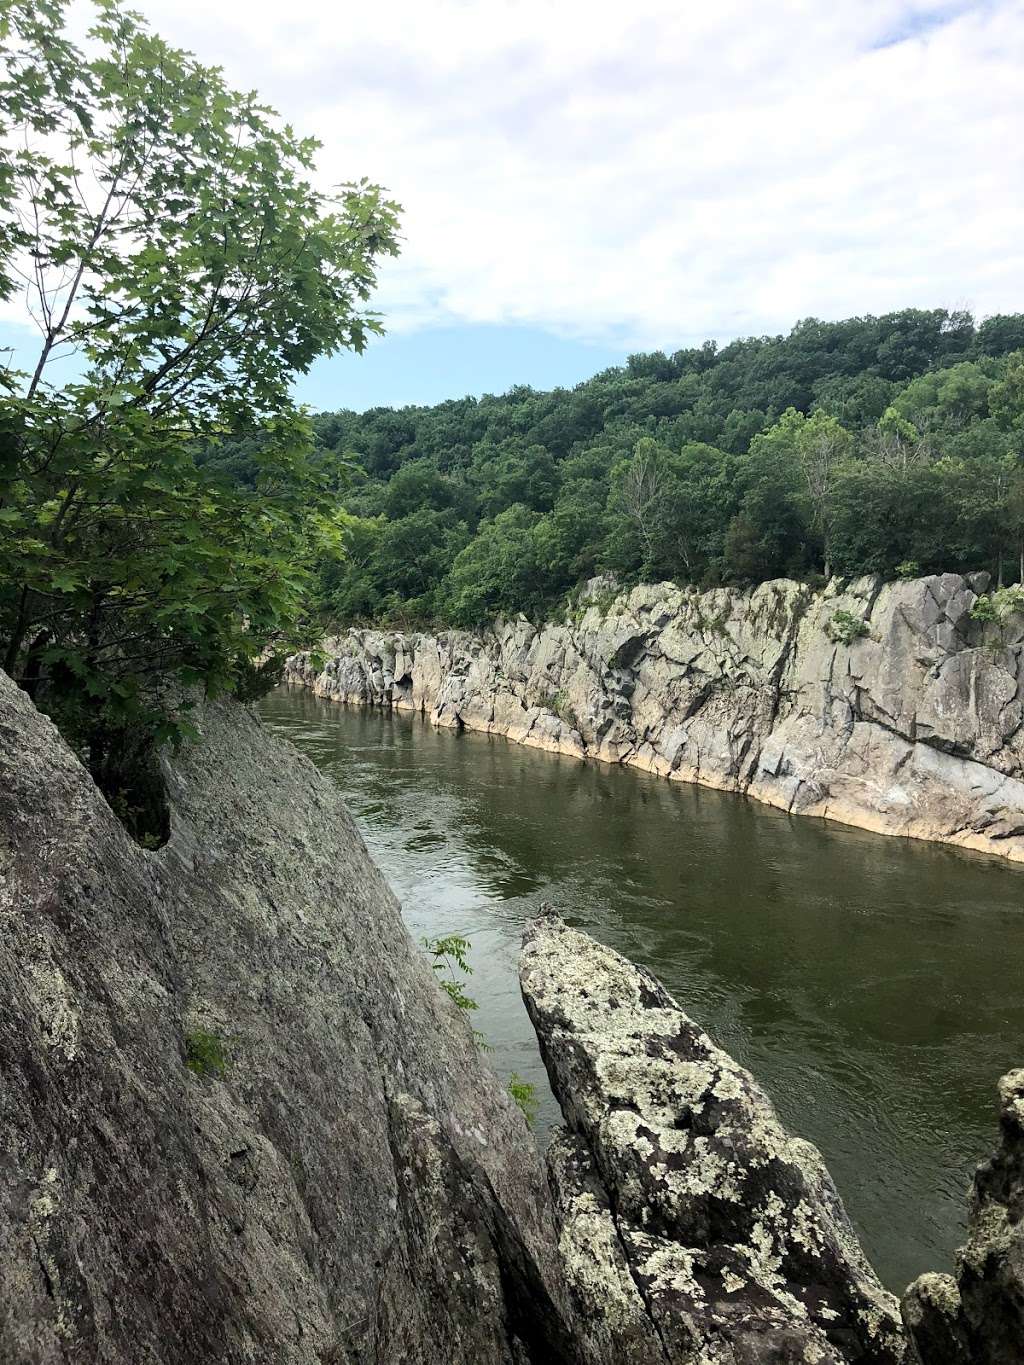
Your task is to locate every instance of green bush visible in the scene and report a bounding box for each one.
[508,1073,539,1128]
[970,586,1024,648]
[828,609,870,645]
[424,936,542,1125]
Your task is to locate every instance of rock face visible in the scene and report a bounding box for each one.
[286,571,1024,861]
[0,670,578,1364]
[521,913,910,1365]
[903,1071,1024,1365]
[13,664,1022,1364]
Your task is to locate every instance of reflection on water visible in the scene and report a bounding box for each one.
[260,685,1024,1292]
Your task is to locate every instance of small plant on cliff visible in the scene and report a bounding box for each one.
[895,560,921,580]
[549,689,581,732]
[828,610,870,645]
[424,935,489,1049]
[424,938,539,1120]
[970,585,1024,650]
[425,934,478,1013]
[508,1073,539,1128]
[971,585,1024,624]
[184,1029,229,1079]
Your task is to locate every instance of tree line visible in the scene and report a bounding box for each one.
[3,5,1024,834]
[307,311,1024,628]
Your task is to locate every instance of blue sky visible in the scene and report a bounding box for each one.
[0,319,625,412]
[7,0,1023,412]
[292,326,627,411]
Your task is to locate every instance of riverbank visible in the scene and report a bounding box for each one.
[285,572,1024,863]
[2,669,911,1362]
[259,685,1024,1291]
[4,664,1021,1361]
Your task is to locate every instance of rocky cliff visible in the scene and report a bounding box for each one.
[3,668,1021,1364]
[0,670,573,1364]
[1,670,913,1364]
[286,572,1024,862]
[903,1070,1024,1364]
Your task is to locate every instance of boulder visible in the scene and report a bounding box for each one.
[520,912,910,1364]
[903,1070,1024,1364]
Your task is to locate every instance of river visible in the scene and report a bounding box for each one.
[260,683,1024,1293]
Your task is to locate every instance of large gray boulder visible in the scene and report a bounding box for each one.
[903,1071,1024,1364]
[0,671,578,1364]
[520,912,910,1365]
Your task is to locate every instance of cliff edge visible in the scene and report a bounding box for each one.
[286,572,1024,862]
[0,670,576,1364]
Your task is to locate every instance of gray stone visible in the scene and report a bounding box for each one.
[286,574,1024,862]
[520,912,910,1365]
[0,670,576,1364]
[5,660,1018,1364]
[903,1070,1024,1364]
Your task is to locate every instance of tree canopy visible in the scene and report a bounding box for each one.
[0,0,399,831]
[304,310,1024,627]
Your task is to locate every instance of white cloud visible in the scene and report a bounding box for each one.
[43,0,1024,350]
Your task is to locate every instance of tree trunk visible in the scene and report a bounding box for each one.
[21,630,52,701]
[1,585,34,680]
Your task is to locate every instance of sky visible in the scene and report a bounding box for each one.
[4,0,1023,410]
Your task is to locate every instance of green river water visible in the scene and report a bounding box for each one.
[260,684,1024,1293]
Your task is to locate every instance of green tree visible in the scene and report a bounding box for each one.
[307,309,1024,623]
[752,408,852,577]
[0,0,399,816]
[442,506,549,625]
[990,352,1024,433]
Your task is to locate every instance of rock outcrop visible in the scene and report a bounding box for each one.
[0,670,577,1364]
[286,572,1024,861]
[521,912,910,1365]
[10,664,1024,1363]
[903,1071,1024,1364]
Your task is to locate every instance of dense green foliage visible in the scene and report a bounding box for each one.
[0,0,399,829]
[308,310,1024,627]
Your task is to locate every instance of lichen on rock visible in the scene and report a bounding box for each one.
[903,1070,1024,1364]
[0,670,577,1364]
[520,911,911,1364]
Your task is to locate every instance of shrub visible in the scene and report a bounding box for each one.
[424,934,478,1014]
[828,609,870,645]
[970,586,1024,649]
[548,689,581,732]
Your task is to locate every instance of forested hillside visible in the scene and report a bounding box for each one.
[309,310,1024,626]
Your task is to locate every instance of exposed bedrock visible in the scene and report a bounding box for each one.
[3,666,1019,1363]
[0,670,578,1364]
[286,571,1024,861]
[903,1070,1024,1365]
[521,911,910,1365]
